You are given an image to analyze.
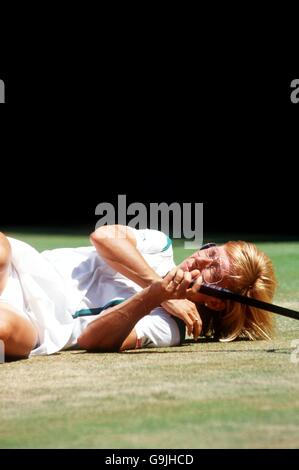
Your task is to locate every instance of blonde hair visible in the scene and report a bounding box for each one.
[201,241,277,342]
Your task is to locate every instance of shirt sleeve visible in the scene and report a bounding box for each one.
[127,227,173,255]
[127,227,175,278]
[134,307,183,349]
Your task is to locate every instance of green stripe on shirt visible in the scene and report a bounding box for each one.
[72,298,125,319]
[162,236,173,252]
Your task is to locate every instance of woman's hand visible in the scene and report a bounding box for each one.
[161,298,202,340]
[148,267,202,339]
[149,267,199,300]
[176,252,201,272]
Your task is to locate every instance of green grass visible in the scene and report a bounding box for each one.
[1,232,299,448]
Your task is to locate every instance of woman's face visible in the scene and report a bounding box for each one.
[179,245,231,308]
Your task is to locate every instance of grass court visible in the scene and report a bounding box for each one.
[1,231,299,448]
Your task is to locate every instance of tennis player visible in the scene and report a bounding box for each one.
[0,226,276,359]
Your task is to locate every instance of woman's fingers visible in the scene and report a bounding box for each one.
[172,269,185,288]
[190,269,200,279]
[183,310,202,339]
[175,271,192,297]
[163,269,192,295]
[162,268,203,304]
[186,305,202,341]
[192,317,202,341]
[184,315,194,336]
[162,268,178,288]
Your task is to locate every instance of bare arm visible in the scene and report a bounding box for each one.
[0,232,11,295]
[78,285,161,352]
[77,268,194,352]
[90,225,161,288]
[90,225,202,339]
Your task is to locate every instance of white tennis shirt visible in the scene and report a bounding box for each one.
[0,229,183,356]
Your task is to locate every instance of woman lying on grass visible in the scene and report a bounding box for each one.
[0,226,277,359]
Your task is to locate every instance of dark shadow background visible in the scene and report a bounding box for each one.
[0,59,297,240]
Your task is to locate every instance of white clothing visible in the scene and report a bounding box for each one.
[0,229,183,356]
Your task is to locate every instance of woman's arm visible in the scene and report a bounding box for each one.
[77,268,195,352]
[90,225,161,288]
[0,232,11,295]
[90,225,203,338]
